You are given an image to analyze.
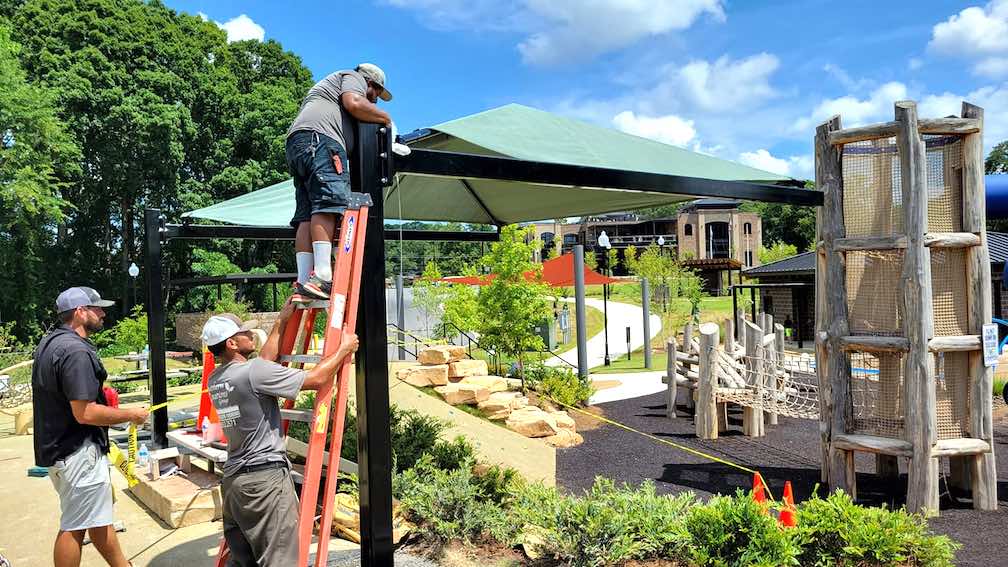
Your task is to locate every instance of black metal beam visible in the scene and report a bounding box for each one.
[353,122,394,566]
[167,272,297,289]
[165,223,498,242]
[144,209,169,447]
[395,148,823,206]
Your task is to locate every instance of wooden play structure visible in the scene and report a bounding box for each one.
[815,101,997,514]
[664,314,819,438]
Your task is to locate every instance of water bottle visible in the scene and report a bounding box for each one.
[201,417,211,443]
[137,443,149,468]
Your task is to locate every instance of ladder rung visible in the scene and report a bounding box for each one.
[280,408,314,422]
[295,300,329,310]
[281,354,321,364]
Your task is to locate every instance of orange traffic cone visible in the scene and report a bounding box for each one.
[196,349,217,431]
[752,473,767,505]
[779,481,796,528]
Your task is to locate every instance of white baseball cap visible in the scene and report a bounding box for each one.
[356,63,392,101]
[201,314,260,347]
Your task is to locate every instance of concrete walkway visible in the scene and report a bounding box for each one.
[587,370,668,405]
[547,298,662,370]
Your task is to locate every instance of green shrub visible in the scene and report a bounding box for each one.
[525,363,594,407]
[394,457,513,545]
[510,478,694,566]
[92,306,148,356]
[471,464,522,505]
[427,435,476,471]
[794,490,958,567]
[287,395,460,473]
[684,490,800,567]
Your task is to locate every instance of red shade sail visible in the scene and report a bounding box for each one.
[437,253,620,287]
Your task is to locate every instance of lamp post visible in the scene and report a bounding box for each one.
[657,235,667,312]
[598,231,611,366]
[128,261,140,311]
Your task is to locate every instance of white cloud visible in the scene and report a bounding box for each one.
[738,149,812,179]
[197,11,209,21]
[672,53,779,111]
[908,57,923,70]
[920,84,1008,151]
[928,1,1008,77]
[385,0,725,65]
[517,0,725,65]
[215,14,265,43]
[612,111,696,146]
[792,81,908,132]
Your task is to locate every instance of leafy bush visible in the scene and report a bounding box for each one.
[525,363,594,407]
[92,306,147,356]
[794,490,958,567]
[471,463,522,505]
[684,489,800,567]
[427,435,476,472]
[511,478,694,566]
[394,456,513,545]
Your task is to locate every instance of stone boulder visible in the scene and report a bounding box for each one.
[459,375,508,393]
[417,345,466,365]
[505,406,559,438]
[544,429,584,448]
[550,411,576,432]
[396,364,448,387]
[434,383,490,405]
[477,391,524,420]
[448,359,489,379]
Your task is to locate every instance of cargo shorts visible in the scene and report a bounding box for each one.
[286,130,350,228]
[48,440,115,532]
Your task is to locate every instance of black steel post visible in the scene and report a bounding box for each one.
[749,287,756,321]
[144,208,169,447]
[626,326,631,361]
[796,288,805,350]
[352,121,394,567]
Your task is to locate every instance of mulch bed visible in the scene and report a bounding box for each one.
[556,392,1008,567]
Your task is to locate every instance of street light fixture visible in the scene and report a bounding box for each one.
[598,231,611,366]
[128,262,140,310]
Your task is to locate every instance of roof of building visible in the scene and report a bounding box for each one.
[680,198,742,212]
[743,232,1008,277]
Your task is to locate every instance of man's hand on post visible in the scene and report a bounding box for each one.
[129,407,149,426]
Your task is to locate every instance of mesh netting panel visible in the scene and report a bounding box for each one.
[842,138,902,237]
[935,351,971,440]
[930,248,969,336]
[850,351,905,438]
[846,250,904,336]
[717,347,820,420]
[924,135,964,233]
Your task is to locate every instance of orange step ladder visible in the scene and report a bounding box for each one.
[215,192,372,567]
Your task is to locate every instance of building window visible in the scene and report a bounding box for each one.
[684,224,693,236]
[744,250,753,267]
[743,222,752,235]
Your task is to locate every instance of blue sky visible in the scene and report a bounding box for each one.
[166,1,1008,180]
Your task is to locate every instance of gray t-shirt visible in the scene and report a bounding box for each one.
[287,70,368,152]
[208,357,306,477]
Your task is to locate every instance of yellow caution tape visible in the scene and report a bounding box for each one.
[108,438,139,487]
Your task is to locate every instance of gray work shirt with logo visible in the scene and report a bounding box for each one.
[208,357,306,477]
[286,70,368,152]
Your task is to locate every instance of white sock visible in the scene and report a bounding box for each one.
[312,241,333,281]
[296,252,313,284]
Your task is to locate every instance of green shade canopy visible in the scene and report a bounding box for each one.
[182,104,794,226]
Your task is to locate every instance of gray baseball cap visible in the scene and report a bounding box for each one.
[357,63,392,101]
[56,287,115,313]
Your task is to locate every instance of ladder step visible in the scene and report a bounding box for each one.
[280,354,322,364]
[280,408,314,423]
[295,300,329,310]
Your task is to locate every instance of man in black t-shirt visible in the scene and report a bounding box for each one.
[33,287,147,567]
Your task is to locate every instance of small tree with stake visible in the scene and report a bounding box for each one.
[464,225,549,385]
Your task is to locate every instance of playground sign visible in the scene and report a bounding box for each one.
[982,323,999,367]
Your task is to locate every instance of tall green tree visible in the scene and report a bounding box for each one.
[0,22,80,337]
[4,0,314,335]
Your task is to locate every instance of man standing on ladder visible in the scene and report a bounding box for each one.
[286,63,393,303]
[201,299,358,566]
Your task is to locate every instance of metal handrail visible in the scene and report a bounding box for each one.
[385,323,435,360]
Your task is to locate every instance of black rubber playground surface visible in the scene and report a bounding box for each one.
[556,392,1008,567]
